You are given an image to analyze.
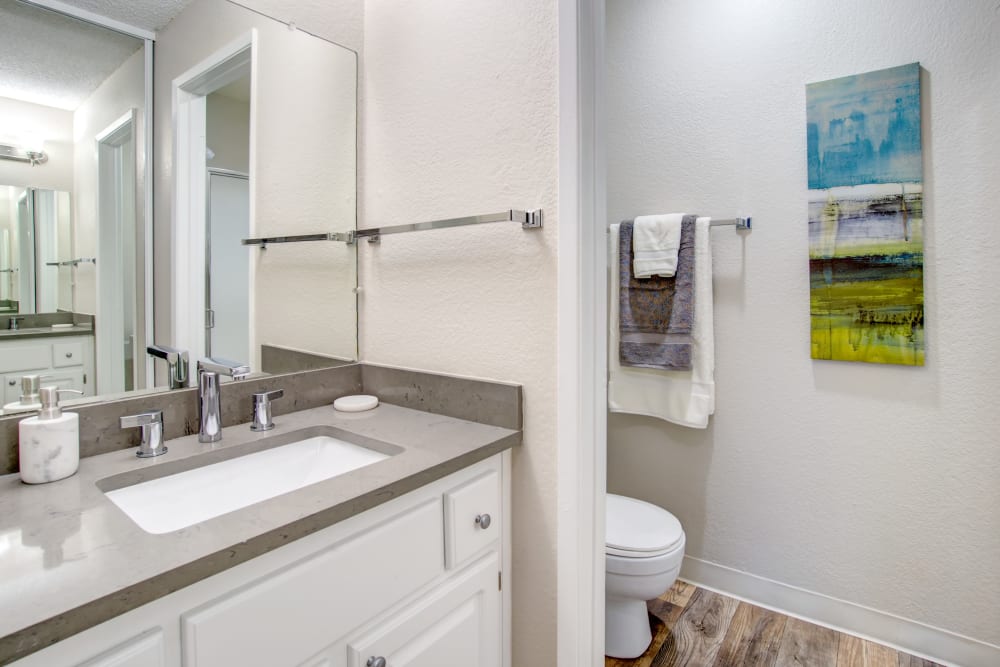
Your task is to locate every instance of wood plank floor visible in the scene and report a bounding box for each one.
[605,582,945,667]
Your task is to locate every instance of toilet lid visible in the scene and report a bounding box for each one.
[606,494,684,556]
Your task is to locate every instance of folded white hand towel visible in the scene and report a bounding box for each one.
[609,217,715,428]
[633,213,685,278]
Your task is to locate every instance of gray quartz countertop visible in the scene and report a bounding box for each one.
[0,401,520,663]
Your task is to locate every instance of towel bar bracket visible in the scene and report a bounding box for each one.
[520,209,544,229]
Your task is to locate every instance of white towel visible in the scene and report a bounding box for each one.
[609,217,715,428]
[632,213,684,278]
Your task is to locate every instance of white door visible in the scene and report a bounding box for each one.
[97,111,137,393]
[32,189,59,313]
[16,190,35,312]
[206,171,249,362]
[347,554,501,667]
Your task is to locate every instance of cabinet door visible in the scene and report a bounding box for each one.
[3,370,84,403]
[44,369,86,393]
[347,552,500,667]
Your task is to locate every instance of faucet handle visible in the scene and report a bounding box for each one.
[251,389,284,432]
[198,357,251,379]
[120,410,166,458]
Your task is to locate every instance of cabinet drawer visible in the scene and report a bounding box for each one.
[76,628,164,667]
[0,344,49,373]
[52,341,84,368]
[181,498,445,667]
[444,469,501,568]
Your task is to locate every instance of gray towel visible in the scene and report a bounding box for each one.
[619,216,696,370]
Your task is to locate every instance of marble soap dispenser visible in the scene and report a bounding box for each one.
[18,386,83,484]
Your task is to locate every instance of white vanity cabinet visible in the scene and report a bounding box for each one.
[11,453,510,667]
[0,334,96,400]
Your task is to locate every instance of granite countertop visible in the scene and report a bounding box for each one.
[0,325,94,340]
[0,401,520,663]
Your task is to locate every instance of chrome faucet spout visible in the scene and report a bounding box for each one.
[197,357,250,443]
[147,344,190,389]
[198,356,250,379]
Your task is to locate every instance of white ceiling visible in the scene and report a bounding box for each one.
[0,0,191,111]
[44,0,192,32]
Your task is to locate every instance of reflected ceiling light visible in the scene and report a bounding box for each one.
[0,142,48,166]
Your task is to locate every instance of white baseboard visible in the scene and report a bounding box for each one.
[680,556,1000,667]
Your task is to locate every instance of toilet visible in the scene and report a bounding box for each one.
[605,493,686,659]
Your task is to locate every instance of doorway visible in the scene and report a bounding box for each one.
[171,32,255,367]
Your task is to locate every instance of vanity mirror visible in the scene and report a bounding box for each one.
[0,0,358,412]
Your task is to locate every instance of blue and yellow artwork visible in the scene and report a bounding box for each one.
[806,63,925,365]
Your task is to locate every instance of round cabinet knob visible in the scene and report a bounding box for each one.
[65,352,73,358]
[475,513,492,530]
[8,379,15,386]
[367,658,387,667]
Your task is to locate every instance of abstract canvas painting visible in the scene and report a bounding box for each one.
[807,63,925,365]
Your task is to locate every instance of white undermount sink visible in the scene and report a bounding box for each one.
[102,428,398,534]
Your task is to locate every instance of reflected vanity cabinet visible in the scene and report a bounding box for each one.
[0,334,96,401]
[11,454,510,667]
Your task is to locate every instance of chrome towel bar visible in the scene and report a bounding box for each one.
[607,216,752,232]
[45,257,97,267]
[242,209,543,248]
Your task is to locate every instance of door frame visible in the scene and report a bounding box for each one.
[96,109,136,394]
[557,0,606,665]
[171,31,256,367]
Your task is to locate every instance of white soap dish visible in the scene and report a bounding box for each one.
[51,323,74,329]
[333,394,379,412]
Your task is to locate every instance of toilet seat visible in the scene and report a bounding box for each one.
[606,494,684,558]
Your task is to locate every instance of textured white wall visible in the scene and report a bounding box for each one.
[154,0,359,367]
[0,97,73,192]
[71,49,145,316]
[361,1,559,664]
[233,0,362,52]
[206,92,250,173]
[606,0,1000,647]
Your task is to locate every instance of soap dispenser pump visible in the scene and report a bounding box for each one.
[18,386,83,484]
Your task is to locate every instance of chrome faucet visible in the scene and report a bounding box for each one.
[147,344,190,389]
[197,357,250,443]
[8,316,23,331]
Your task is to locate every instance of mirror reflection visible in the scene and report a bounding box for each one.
[153,0,359,380]
[0,0,359,414]
[0,0,146,405]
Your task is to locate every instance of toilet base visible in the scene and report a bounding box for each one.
[605,595,652,659]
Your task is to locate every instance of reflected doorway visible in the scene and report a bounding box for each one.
[206,169,249,362]
[171,34,254,369]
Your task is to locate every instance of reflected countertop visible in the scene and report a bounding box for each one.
[0,325,94,340]
[0,401,520,663]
